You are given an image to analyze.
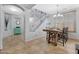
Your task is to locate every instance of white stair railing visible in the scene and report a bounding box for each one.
[30,9,47,32]
[31,15,46,32]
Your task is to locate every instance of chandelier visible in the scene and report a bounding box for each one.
[53,5,64,18]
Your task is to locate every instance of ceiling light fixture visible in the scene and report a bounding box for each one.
[53,4,64,18]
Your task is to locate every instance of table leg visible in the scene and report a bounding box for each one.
[48,32,50,43]
[54,34,58,46]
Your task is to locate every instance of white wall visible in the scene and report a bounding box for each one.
[69,8,79,40]
[0,5,4,49]
[24,10,31,41]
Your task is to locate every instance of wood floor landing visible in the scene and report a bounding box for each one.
[0,35,79,54]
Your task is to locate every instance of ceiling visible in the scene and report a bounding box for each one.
[2,4,79,15]
[3,4,24,15]
[2,4,36,15]
[32,4,79,14]
[20,4,36,9]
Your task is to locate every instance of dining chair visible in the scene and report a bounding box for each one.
[46,31,56,44]
[58,27,68,46]
[46,32,54,42]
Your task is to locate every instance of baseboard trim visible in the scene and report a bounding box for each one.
[69,38,79,42]
[26,36,45,43]
[0,49,2,51]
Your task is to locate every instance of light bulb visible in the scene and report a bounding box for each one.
[60,14,64,17]
[58,13,61,16]
[53,15,56,17]
[16,21,20,25]
[29,17,34,23]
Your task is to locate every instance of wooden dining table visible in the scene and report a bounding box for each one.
[43,28,62,46]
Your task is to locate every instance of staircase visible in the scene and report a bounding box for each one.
[30,9,47,32]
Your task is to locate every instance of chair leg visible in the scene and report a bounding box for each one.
[48,41,50,43]
[63,39,64,46]
[63,42,64,46]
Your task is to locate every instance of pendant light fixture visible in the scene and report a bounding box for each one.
[53,4,63,18]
